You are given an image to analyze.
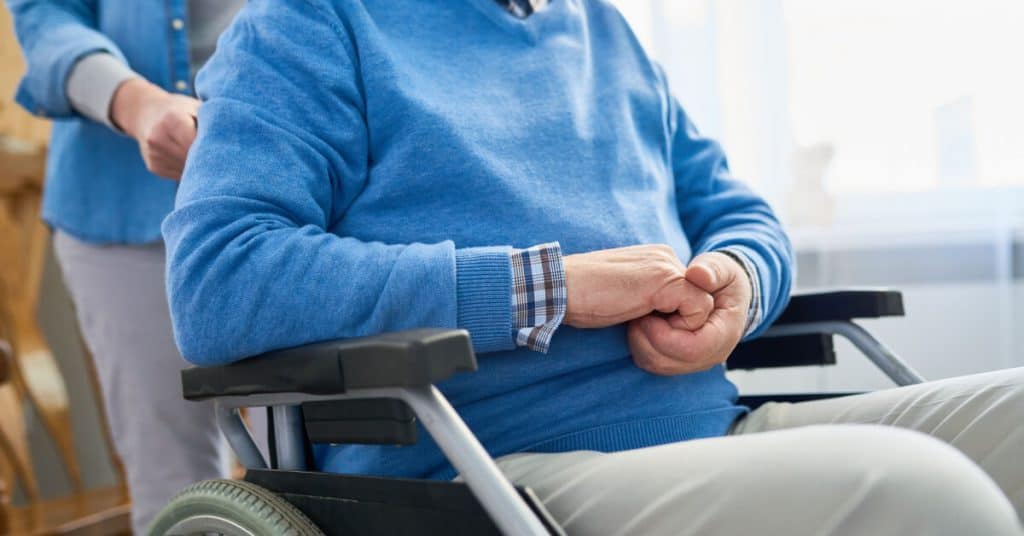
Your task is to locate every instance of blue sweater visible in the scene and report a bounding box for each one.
[163,0,794,479]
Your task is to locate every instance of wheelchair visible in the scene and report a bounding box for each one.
[149,289,922,535]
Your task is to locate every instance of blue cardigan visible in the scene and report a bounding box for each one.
[164,0,794,479]
[8,0,197,244]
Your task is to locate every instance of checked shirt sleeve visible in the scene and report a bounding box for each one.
[509,242,566,353]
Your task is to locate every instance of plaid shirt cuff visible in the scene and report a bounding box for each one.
[717,248,763,337]
[509,242,566,353]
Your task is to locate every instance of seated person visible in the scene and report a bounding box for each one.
[163,0,1024,534]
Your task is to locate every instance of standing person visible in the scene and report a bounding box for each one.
[6,1,243,531]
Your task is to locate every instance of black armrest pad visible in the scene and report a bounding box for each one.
[773,289,904,325]
[727,334,836,370]
[182,329,476,401]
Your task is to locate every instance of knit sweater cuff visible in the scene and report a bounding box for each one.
[456,246,515,353]
[65,52,139,130]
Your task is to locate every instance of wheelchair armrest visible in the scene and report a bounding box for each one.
[181,329,476,401]
[773,289,904,325]
[727,333,835,370]
[726,289,903,370]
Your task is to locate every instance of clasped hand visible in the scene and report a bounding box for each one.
[564,245,752,375]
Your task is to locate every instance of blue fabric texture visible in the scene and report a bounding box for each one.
[164,0,794,479]
[6,0,194,244]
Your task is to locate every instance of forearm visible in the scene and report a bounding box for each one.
[163,200,519,365]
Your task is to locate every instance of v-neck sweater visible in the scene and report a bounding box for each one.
[164,0,794,479]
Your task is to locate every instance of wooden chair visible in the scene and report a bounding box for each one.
[0,137,130,535]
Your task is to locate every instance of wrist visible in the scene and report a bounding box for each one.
[562,253,586,328]
[714,248,760,335]
[109,78,166,138]
[711,250,749,283]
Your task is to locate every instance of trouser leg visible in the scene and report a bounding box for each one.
[53,231,227,533]
[733,367,1024,519]
[498,424,1021,536]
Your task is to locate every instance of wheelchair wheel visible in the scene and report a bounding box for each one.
[148,479,324,536]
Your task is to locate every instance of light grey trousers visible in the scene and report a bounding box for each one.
[53,231,228,533]
[498,367,1024,536]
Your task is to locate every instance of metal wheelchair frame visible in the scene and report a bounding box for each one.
[199,290,924,536]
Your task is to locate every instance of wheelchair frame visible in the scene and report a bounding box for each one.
[174,289,922,536]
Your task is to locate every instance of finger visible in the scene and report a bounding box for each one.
[163,163,184,180]
[631,318,717,375]
[640,314,718,366]
[148,164,181,180]
[147,140,188,172]
[149,163,183,180]
[650,278,713,328]
[684,253,736,294]
[147,133,182,155]
[667,314,689,330]
[667,311,700,331]
[650,276,685,314]
[628,319,693,376]
[150,125,193,174]
[684,309,745,367]
[165,112,199,153]
[144,125,186,161]
[664,300,712,331]
[672,285,714,330]
[146,153,184,180]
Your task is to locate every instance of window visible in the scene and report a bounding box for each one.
[784,0,1024,193]
[610,1,1024,211]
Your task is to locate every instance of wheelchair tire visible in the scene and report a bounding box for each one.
[147,479,325,536]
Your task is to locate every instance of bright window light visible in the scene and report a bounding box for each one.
[610,1,1024,196]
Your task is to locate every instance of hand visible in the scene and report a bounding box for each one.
[563,244,714,330]
[628,252,752,376]
[110,78,199,180]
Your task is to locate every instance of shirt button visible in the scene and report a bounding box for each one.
[171,18,184,31]
[175,80,188,91]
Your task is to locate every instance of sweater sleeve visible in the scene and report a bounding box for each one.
[65,52,138,129]
[162,0,516,366]
[665,88,794,339]
[6,0,128,118]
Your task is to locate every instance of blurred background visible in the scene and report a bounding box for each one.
[610,0,1024,393]
[0,0,1022,530]
[0,3,127,529]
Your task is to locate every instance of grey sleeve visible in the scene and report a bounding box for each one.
[65,52,139,130]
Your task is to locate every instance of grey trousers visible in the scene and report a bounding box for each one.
[498,367,1024,535]
[53,231,228,533]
